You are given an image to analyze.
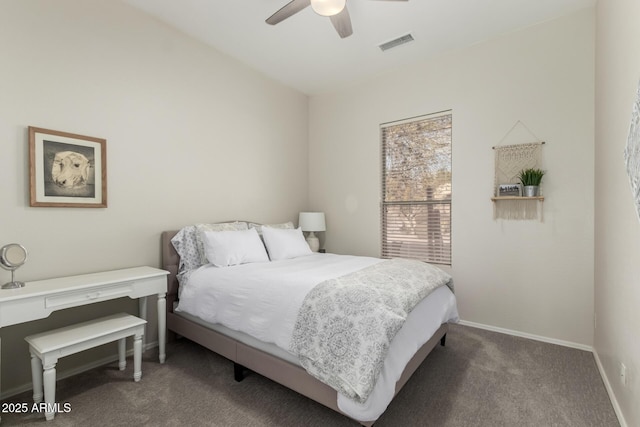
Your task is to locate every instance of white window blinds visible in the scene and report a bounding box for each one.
[381,111,452,265]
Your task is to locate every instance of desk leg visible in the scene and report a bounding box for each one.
[158,293,166,363]
[138,297,148,352]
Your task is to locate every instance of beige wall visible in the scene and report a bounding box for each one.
[595,0,640,425]
[0,0,308,395]
[309,10,595,347]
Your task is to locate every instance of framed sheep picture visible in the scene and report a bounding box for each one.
[29,127,107,208]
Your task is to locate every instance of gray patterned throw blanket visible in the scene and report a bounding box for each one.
[289,258,453,403]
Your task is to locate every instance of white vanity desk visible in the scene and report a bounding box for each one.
[0,266,168,406]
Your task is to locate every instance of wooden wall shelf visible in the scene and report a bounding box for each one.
[491,196,544,202]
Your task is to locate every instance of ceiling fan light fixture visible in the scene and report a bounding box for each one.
[310,0,346,17]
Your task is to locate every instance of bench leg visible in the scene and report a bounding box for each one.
[133,333,142,382]
[43,363,57,421]
[30,353,43,403]
[118,338,127,371]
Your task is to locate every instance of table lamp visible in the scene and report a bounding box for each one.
[298,212,326,252]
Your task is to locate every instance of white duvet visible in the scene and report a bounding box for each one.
[176,253,459,422]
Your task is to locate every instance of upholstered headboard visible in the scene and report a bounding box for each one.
[161,230,180,308]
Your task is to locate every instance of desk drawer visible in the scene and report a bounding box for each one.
[45,283,134,309]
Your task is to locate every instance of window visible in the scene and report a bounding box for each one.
[381,111,452,265]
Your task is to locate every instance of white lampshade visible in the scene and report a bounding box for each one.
[298,212,326,232]
[310,0,346,17]
[299,212,326,252]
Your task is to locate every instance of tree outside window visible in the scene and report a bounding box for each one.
[381,112,452,265]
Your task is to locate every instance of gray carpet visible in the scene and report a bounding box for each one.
[1,324,619,426]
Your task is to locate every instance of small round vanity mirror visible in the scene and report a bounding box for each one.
[0,243,28,289]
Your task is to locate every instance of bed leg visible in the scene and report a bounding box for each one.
[234,363,245,382]
[440,334,446,347]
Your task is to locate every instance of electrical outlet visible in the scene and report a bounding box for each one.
[620,363,627,386]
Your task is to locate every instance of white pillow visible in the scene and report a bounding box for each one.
[195,221,249,265]
[202,228,269,267]
[249,221,294,236]
[262,226,313,261]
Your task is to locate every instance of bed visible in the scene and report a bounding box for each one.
[161,222,458,426]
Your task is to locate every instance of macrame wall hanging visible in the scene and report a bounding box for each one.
[492,121,545,221]
[624,79,640,223]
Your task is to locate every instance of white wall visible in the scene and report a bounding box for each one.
[595,0,640,425]
[309,10,595,347]
[0,0,308,394]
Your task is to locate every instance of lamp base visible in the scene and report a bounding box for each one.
[305,232,320,252]
[2,281,25,289]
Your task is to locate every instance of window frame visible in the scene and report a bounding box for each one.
[380,110,452,266]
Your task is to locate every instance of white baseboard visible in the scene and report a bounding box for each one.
[457,320,628,427]
[457,320,593,352]
[593,350,628,427]
[1,341,159,400]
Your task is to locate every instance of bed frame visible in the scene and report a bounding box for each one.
[161,230,448,426]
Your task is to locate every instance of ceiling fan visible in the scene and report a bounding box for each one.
[266,0,408,39]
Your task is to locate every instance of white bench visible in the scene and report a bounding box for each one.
[25,313,147,421]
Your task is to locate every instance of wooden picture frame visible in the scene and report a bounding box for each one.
[29,127,107,208]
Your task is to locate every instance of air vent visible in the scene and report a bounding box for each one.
[379,34,414,52]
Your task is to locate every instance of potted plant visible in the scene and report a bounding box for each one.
[517,168,545,197]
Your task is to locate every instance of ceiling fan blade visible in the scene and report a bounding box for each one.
[266,0,311,25]
[330,6,353,38]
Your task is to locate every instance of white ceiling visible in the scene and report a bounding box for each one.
[123,0,595,95]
